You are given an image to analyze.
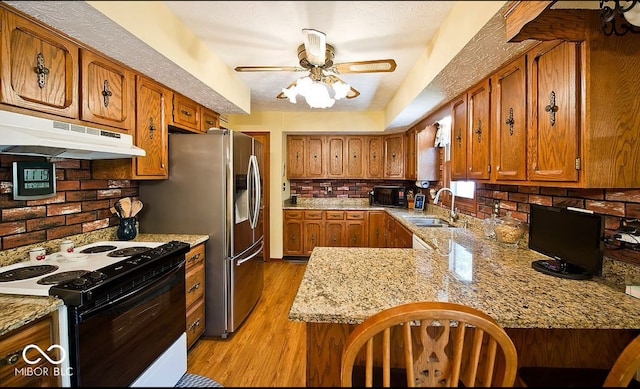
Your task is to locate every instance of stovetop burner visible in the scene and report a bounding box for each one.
[80,245,118,254]
[0,265,59,282]
[107,246,152,257]
[37,270,90,285]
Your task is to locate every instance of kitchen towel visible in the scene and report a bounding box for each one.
[433,119,451,148]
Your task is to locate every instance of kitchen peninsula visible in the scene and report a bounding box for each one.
[289,219,640,386]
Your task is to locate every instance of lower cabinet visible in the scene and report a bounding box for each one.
[0,313,60,387]
[283,209,410,257]
[185,243,205,349]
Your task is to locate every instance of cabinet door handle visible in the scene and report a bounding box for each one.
[187,253,201,263]
[148,117,156,139]
[206,119,215,126]
[102,79,112,107]
[545,91,558,126]
[1,350,21,366]
[474,119,482,143]
[34,53,49,89]
[188,318,201,332]
[456,129,462,146]
[181,109,192,117]
[505,107,515,135]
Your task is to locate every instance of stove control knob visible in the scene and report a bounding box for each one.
[72,277,88,288]
[88,271,106,281]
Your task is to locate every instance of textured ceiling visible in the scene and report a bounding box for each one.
[5,1,540,131]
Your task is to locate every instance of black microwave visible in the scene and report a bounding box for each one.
[370,186,408,208]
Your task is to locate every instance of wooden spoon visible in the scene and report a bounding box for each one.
[131,200,143,217]
[119,197,132,218]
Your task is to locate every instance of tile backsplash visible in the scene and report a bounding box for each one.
[0,155,137,250]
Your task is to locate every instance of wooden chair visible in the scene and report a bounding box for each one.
[340,301,518,387]
[518,332,640,387]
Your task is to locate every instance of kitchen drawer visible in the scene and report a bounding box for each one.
[304,210,323,220]
[185,243,205,271]
[284,210,303,220]
[346,211,366,220]
[172,93,200,132]
[185,263,205,308]
[186,299,205,349]
[0,314,59,387]
[325,211,345,220]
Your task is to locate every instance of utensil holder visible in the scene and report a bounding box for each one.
[117,217,137,241]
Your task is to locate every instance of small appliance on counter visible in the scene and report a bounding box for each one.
[370,185,408,208]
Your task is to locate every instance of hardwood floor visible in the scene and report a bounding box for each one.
[187,260,308,387]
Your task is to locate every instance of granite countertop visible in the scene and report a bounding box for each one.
[0,232,209,337]
[288,203,640,330]
[289,244,640,329]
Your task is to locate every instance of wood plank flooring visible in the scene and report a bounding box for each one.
[186,260,308,387]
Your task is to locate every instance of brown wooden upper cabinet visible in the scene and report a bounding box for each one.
[172,92,201,132]
[345,137,365,177]
[451,79,491,181]
[133,75,169,178]
[528,40,580,183]
[366,136,384,178]
[0,8,79,118]
[326,136,346,178]
[80,49,135,132]
[383,133,404,179]
[492,55,527,182]
[404,128,417,180]
[287,136,306,178]
[201,107,220,132]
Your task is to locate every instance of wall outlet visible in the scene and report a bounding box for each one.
[493,200,500,216]
[327,186,332,194]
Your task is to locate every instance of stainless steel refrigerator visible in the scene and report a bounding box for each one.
[138,129,264,338]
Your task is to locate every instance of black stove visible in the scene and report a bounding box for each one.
[37,270,90,285]
[49,240,190,307]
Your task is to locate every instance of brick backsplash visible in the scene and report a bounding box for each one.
[475,183,640,265]
[0,155,137,250]
[290,179,416,198]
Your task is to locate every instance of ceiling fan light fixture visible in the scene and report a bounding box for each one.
[332,80,350,100]
[282,85,298,103]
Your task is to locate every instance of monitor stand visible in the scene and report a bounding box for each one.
[531,259,592,280]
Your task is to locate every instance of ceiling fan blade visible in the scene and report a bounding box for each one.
[325,75,360,99]
[302,29,326,66]
[234,66,303,72]
[333,59,397,74]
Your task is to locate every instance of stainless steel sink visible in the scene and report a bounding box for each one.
[402,216,452,227]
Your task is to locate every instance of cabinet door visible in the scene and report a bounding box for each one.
[493,56,527,181]
[528,40,580,182]
[287,136,306,178]
[173,92,201,132]
[306,136,325,178]
[366,136,384,178]
[467,79,491,180]
[201,107,219,132]
[134,75,168,178]
[384,134,404,178]
[346,136,364,177]
[283,214,303,256]
[0,10,78,118]
[405,129,417,180]
[327,136,345,177]
[368,211,387,248]
[345,220,366,247]
[304,220,323,255]
[325,221,345,247]
[80,49,135,132]
[451,94,468,180]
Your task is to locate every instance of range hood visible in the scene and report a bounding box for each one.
[0,110,146,160]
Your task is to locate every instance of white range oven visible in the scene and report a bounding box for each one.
[0,240,190,387]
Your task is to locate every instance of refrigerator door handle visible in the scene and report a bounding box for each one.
[236,241,263,266]
[248,155,260,230]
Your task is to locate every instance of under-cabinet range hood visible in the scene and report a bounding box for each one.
[0,110,146,160]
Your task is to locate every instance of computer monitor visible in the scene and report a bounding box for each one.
[528,204,604,280]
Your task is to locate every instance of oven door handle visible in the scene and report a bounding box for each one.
[78,262,184,321]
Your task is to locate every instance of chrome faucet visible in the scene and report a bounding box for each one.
[433,187,458,222]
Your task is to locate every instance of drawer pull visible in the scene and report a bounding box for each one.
[188,282,201,293]
[181,109,193,117]
[187,253,201,263]
[1,350,21,366]
[188,318,201,332]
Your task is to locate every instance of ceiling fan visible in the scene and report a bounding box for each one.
[234,29,397,107]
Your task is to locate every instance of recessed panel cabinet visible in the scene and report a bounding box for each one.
[492,56,527,181]
[450,94,468,180]
[80,49,135,132]
[383,134,405,179]
[467,79,491,180]
[0,9,79,118]
[133,76,169,178]
[366,136,384,178]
